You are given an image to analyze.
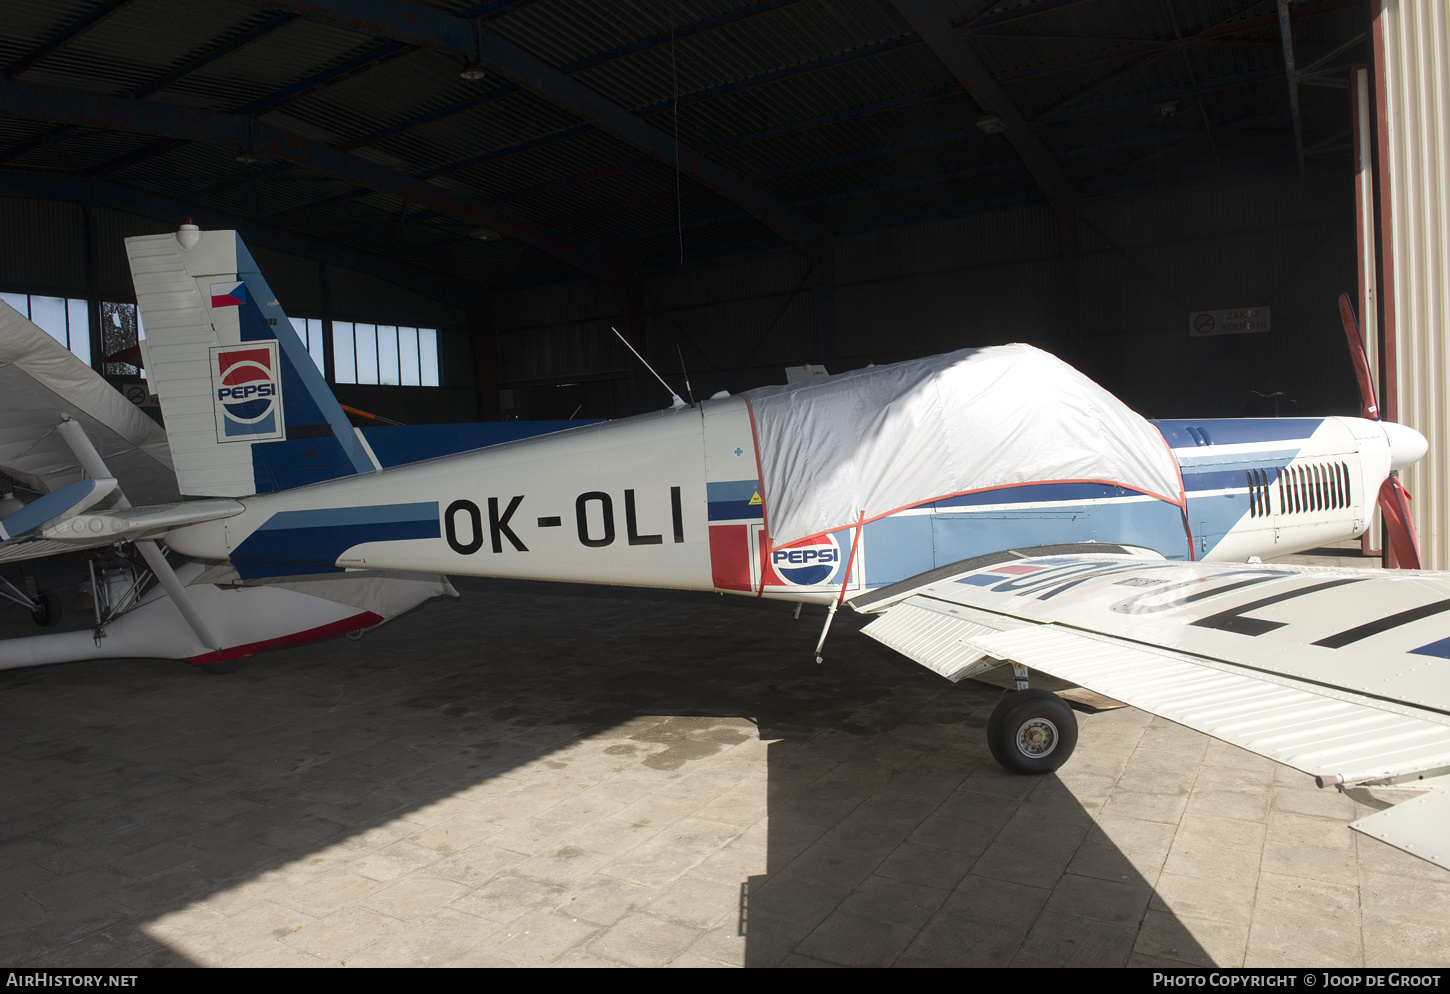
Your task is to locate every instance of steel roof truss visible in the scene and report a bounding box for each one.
[0,79,634,283]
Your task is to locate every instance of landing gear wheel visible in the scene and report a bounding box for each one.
[987,689,1078,775]
[30,591,59,628]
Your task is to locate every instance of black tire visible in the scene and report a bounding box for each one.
[30,590,59,628]
[988,689,1078,775]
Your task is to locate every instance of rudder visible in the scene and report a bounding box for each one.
[126,223,374,497]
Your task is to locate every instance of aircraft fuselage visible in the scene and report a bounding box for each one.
[163,396,1403,604]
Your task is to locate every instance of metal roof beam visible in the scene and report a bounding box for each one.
[489,85,964,210]
[133,40,414,202]
[341,12,904,157]
[134,12,300,99]
[1276,0,1306,177]
[78,23,401,183]
[0,123,72,166]
[315,0,800,153]
[563,110,1290,239]
[3,0,132,78]
[0,79,635,283]
[253,0,829,257]
[892,0,1076,221]
[1042,66,1285,121]
[358,36,926,204]
[76,14,303,179]
[0,169,484,310]
[497,82,972,212]
[283,33,933,222]
[88,137,183,178]
[233,40,410,116]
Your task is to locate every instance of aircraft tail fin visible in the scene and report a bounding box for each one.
[125,225,376,497]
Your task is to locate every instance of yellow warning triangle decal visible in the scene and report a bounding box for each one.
[749,491,762,505]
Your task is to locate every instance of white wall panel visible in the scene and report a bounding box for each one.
[1382,0,1450,568]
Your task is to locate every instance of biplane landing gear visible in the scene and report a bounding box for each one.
[987,689,1078,775]
[30,590,59,628]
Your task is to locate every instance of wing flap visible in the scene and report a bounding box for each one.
[860,598,1029,682]
[957,622,1450,784]
[1349,787,1450,871]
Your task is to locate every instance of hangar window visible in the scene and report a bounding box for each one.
[288,317,327,374]
[1,292,90,365]
[332,321,440,387]
[100,301,143,376]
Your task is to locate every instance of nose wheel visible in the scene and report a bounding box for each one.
[987,689,1078,775]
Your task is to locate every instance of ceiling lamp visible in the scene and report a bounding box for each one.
[470,227,500,241]
[235,150,258,164]
[460,64,488,81]
[975,114,1007,135]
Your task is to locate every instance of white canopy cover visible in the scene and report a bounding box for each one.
[743,344,1184,548]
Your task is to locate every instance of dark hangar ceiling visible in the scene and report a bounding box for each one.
[0,0,1365,301]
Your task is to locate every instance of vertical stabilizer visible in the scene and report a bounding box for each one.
[126,226,372,497]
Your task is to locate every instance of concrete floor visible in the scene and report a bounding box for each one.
[2,544,1449,968]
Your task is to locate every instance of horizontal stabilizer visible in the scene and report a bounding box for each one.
[38,499,244,544]
[1350,788,1450,871]
[0,478,117,540]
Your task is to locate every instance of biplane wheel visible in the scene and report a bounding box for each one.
[987,690,1078,775]
[30,591,59,628]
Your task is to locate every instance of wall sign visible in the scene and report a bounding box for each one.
[1188,307,1270,337]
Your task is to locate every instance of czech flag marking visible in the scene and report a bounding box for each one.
[210,281,247,308]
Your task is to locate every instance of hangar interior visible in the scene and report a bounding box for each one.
[0,0,1372,426]
[4,0,1450,971]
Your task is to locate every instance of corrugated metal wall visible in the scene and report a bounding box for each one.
[1076,172,1357,419]
[493,279,628,383]
[0,198,87,293]
[835,201,1066,362]
[492,169,1357,421]
[4,166,1361,429]
[643,252,814,391]
[1380,0,1450,569]
[94,209,172,295]
[323,262,464,329]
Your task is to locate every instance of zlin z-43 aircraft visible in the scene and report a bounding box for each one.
[1,223,1446,869]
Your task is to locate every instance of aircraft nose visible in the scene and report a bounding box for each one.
[1384,420,1428,471]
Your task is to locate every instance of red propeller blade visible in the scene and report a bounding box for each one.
[1338,292,1380,421]
[1379,472,1422,570]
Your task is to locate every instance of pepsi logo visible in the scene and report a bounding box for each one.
[771,534,843,586]
[211,344,285,441]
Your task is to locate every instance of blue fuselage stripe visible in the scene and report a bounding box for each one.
[231,502,441,579]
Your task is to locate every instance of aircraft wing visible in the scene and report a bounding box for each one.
[852,551,1450,870]
[0,301,178,506]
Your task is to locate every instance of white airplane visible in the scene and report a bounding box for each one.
[0,224,1437,864]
